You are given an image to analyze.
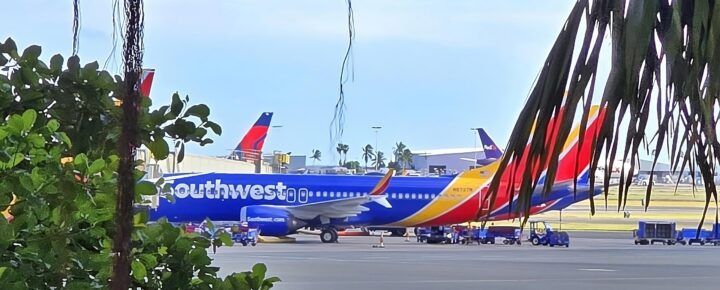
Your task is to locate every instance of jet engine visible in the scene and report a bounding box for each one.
[240,206,305,236]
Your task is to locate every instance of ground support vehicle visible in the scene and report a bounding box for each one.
[528,221,570,247]
[415,227,431,243]
[487,226,522,245]
[425,226,453,244]
[634,221,677,245]
[231,224,259,246]
[473,228,496,245]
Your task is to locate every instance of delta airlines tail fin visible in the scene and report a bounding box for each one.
[140,69,155,98]
[233,112,273,161]
[477,128,502,159]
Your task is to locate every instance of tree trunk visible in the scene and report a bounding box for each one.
[111,0,143,289]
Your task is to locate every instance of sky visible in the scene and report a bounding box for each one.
[5,0,599,165]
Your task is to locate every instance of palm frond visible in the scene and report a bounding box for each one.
[488,0,720,228]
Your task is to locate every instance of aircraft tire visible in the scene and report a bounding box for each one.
[321,228,338,243]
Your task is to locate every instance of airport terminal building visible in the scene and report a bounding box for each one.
[411,148,486,175]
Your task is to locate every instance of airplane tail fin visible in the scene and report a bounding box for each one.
[140,69,155,98]
[234,112,273,161]
[477,128,502,159]
[553,105,606,182]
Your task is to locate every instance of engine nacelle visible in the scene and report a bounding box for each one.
[240,206,305,236]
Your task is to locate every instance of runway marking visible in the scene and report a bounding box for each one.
[578,268,616,272]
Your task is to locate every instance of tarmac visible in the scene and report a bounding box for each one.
[210,231,720,290]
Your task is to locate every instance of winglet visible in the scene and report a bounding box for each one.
[369,169,394,196]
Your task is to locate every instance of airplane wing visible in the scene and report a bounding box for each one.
[284,169,394,223]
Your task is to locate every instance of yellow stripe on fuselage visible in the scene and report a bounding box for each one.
[392,164,496,226]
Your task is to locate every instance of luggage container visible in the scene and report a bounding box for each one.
[633,221,677,245]
[676,228,712,245]
[487,226,522,245]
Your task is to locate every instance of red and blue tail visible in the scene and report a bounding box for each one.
[235,112,273,161]
[140,69,155,98]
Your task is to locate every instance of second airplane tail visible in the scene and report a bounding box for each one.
[233,112,274,161]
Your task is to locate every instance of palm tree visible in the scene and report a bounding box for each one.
[336,143,350,166]
[361,144,375,171]
[373,151,387,169]
[341,144,350,165]
[488,0,720,226]
[401,148,413,171]
[393,142,406,163]
[336,143,344,166]
[310,149,322,166]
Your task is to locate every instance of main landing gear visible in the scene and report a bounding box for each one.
[320,228,338,243]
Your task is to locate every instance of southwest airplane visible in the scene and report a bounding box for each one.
[147,106,606,243]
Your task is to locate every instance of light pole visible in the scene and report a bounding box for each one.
[470,128,479,169]
[372,126,382,170]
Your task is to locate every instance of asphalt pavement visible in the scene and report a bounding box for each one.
[210,232,720,290]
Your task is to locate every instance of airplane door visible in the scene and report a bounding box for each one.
[286,188,297,203]
[298,188,308,204]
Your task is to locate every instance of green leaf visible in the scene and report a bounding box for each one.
[183,104,210,121]
[170,93,183,117]
[200,138,214,146]
[252,263,267,280]
[203,121,222,135]
[177,142,185,163]
[88,159,106,175]
[21,45,41,61]
[147,138,169,161]
[140,254,158,269]
[50,54,63,71]
[0,38,17,54]
[22,109,37,131]
[0,53,7,66]
[0,153,24,169]
[218,232,233,246]
[136,181,157,196]
[131,260,147,281]
[7,115,24,135]
[67,55,80,72]
[73,153,89,168]
[83,61,99,73]
[27,134,45,148]
[47,119,60,132]
[56,132,73,147]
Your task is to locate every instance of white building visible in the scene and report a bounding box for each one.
[411,148,486,175]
